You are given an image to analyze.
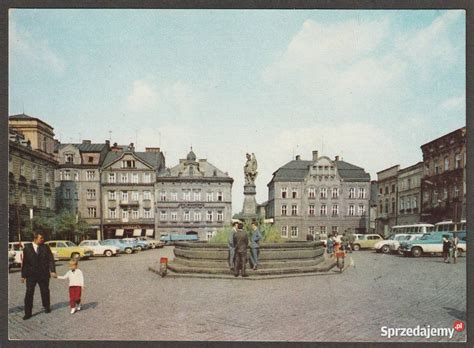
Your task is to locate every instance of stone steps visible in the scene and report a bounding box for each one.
[171,256,324,269]
[173,247,323,260]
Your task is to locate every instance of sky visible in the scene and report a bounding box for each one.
[9,9,466,214]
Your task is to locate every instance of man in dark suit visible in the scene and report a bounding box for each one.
[21,232,57,320]
[233,223,249,277]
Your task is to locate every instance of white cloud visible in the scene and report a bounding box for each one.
[10,22,66,73]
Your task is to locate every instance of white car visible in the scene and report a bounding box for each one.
[374,234,409,254]
[9,241,59,267]
[136,236,164,249]
[390,234,424,254]
[78,240,119,257]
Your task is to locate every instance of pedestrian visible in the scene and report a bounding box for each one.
[57,259,85,314]
[249,221,262,270]
[233,223,249,277]
[326,236,334,255]
[21,232,57,320]
[450,234,459,264]
[228,221,238,271]
[341,233,349,252]
[348,232,355,253]
[442,235,451,263]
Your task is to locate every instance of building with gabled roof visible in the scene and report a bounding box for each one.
[267,150,371,241]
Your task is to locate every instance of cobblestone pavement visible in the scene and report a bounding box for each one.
[8,247,466,342]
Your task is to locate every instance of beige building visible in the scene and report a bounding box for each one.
[375,165,399,237]
[156,149,234,240]
[267,151,371,241]
[9,114,57,241]
[101,143,165,239]
[397,162,423,226]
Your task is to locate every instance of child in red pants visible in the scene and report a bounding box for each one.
[57,260,84,314]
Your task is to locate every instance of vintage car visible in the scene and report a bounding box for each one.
[9,241,59,267]
[136,236,164,249]
[352,234,384,251]
[78,240,120,257]
[122,238,149,251]
[45,240,94,260]
[101,239,136,254]
[390,234,424,254]
[374,234,409,254]
[400,231,467,257]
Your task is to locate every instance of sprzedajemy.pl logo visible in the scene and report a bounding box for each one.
[381,321,465,339]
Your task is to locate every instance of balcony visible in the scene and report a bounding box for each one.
[119,200,140,207]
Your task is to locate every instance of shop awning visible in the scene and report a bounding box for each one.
[145,229,154,236]
[133,229,142,236]
[115,229,124,237]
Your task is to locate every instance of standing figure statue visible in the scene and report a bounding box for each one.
[244,153,258,185]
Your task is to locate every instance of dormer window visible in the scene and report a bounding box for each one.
[122,160,136,168]
[65,154,74,164]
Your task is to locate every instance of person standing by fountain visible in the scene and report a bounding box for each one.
[249,221,262,270]
[233,223,249,277]
[228,221,238,270]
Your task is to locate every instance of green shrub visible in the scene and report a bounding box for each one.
[209,226,232,244]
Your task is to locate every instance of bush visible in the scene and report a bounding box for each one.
[209,226,232,244]
[209,222,284,244]
[261,224,283,243]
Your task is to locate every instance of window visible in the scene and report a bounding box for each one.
[358,204,365,215]
[385,186,389,195]
[122,160,135,168]
[217,210,223,222]
[86,189,96,200]
[171,211,177,221]
[444,188,448,200]
[434,161,440,175]
[281,204,287,216]
[348,205,355,216]
[332,226,338,235]
[88,156,94,163]
[170,192,177,201]
[454,186,460,198]
[320,187,327,198]
[391,198,396,213]
[407,178,412,190]
[121,209,129,219]
[206,192,213,202]
[32,194,37,206]
[144,208,152,218]
[160,211,167,221]
[455,154,462,169]
[194,211,201,222]
[143,173,151,183]
[65,189,71,199]
[406,198,411,210]
[74,172,79,181]
[281,187,288,198]
[349,188,355,198]
[132,191,139,201]
[184,210,190,221]
[86,171,95,181]
[108,208,116,218]
[308,204,315,216]
[131,173,139,184]
[108,191,116,200]
[289,204,297,216]
[194,191,201,201]
[291,226,298,238]
[320,226,327,234]
[63,171,71,181]
[308,226,315,236]
[121,191,128,201]
[281,226,288,238]
[207,210,213,222]
[32,166,37,180]
[332,204,339,216]
[206,231,214,241]
[384,199,389,213]
[45,196,51,208]
[379,188,383,194]
[358,188,366,199]
[413,197,418,208]
[108,173,116,183]
[183,190,191,201]
[400,198,404,211]
[21,192,26,204]
[308,187,315,198]
[120,173,128,183]
[444,157,449,171]
[160,191,167,201]
[88,207,96,218]
[433,190,438,204]
[391,184,396,193]
[20,162,25,176]
[217,192,223,202]
[292,189,298,199]
[318,204,326,216]
[332,187,339,198]
[144,191,151,200]
[65,154,74,164]
[45,171,50,183]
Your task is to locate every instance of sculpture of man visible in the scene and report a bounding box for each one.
[244,153,258,185]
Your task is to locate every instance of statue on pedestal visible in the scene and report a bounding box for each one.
[244,153,258,186]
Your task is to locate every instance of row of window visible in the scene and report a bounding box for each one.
[64,153,95,164]
[108,190,152,201]
[423,186,462,203]
[281,204,366,216]
[107,172,152,184]
[280,187,366,199]
[59,170,97,181]
[10,191,52,208]
[280,225,339,238]
[399,196,418,211]
[108,208,153,219]
[432,153,464,175]
[14,161,52,183]
[159,210,224,222]
[159,190,224,202]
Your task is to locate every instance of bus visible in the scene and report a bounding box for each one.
[390,224,434,235]
[434,220,466,232]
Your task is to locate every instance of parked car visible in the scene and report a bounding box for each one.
[391,234,424,254]
[400,231,467,257]
[78,240,119,257]
[160,234,199,245]
[45,240,94,260]
[352,234,384,251]
[374,234,409,254]
[122,238,149,251]
[101,239,136,254]
[137,236,164,249]
[9,241,59,267]
[119,238,142,253]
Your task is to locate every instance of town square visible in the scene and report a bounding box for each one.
[7,8,468,344]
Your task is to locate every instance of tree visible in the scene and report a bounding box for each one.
[53,210,90,242]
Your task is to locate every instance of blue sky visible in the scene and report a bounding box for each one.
[9,10,466,213]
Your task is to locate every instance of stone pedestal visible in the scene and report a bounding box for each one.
[242,184,258,220]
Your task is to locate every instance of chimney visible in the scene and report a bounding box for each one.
[145,147,161,153]
[105,140,110,147]
[129,143,135,152]
[312,150,318,161]
[335,155,339,161]
[295,155,301,160]
[82,140,91,145]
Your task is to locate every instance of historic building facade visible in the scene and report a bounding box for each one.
[155,149,233,240]
[420,127,466,224]
[375,165,399,237]
[101,144,166,239]
[54,140,111,239]
[397,162,423,226]
[8,114,57,241]
[266,151,371,241]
